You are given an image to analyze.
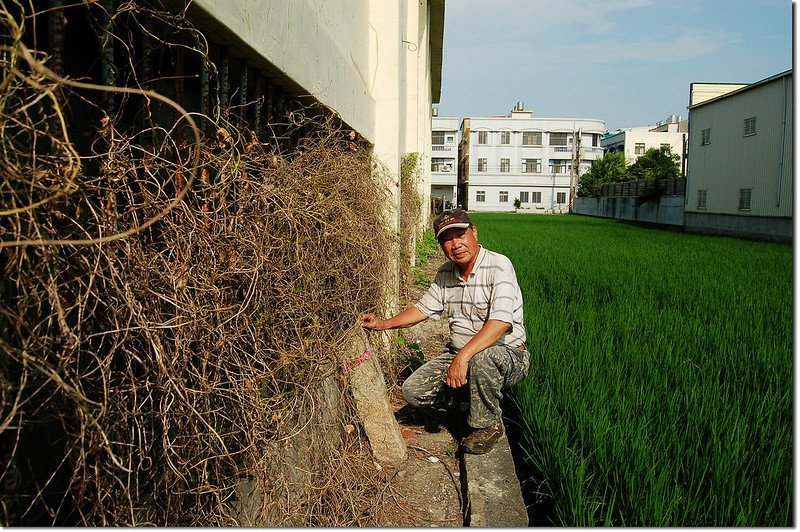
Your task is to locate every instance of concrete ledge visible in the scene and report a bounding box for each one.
[461,432,528,527]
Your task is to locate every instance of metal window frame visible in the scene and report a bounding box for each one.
[697,189,707,210]
[743,117,757,137]
[738,188,752,211]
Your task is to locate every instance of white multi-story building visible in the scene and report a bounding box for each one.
[431,115,460,209]
[458,103,605,213]
[602,116,688,174]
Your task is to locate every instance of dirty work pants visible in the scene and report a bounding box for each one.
[401,344,529,430]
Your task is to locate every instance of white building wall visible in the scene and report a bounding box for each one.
[464,113,605,212]
[184,0,441,230]
[188,0,375,140]
[602,126,687,167]
[183,0,445,309]
[431,116,459,207]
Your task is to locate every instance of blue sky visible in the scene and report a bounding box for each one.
[435,0,793,131]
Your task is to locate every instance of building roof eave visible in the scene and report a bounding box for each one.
[429,0,445,103]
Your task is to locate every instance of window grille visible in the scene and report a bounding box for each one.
[738,188,752,211]
[743,117,756,137]
[549,159,568,173]
[550,132,568,146]
[522,132,542,146]
[523,159,541,173]
[701,128,711,146]
[697,189,707,210]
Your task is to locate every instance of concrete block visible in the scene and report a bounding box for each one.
[347,329,407,466]
[462,433,528,527]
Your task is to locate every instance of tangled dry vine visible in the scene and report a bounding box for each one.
[1,1,404,526]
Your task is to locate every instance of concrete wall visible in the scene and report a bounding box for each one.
[573,196,685,226]
[184,0,442,232]
[188,0,375,139]
[685,212,792,243]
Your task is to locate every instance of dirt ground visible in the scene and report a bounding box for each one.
[372,247,467,526]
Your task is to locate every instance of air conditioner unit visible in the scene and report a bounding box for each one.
[440,164,452,172]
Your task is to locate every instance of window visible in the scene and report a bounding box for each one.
[500,131,511,144]
[738,188,752,211]
[701,128,711,146]
[556,192,566,204]
[635,143,646,156]
[431,157,448,171]
[522,131,542,146]
[697,189,707,210]
[432,131,445,145]
[500,158,510,172]
[477,131,488,145]
[550,132,568,146]
[532,191,542,203]
[549,159,569,173]
[519,191,530,203]
[523,159,541,173]
[592,133,600,147]
[476,190,486,202]
[478,158,487,172]
[446,135,455,143]
[661,143,671,150]
[499,191,509,203]
[744,117,757,137]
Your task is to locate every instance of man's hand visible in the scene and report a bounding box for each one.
[445,354,470,389]
[357,313,385,331]
[357,307,428,331]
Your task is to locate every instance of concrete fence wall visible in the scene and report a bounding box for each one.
[573,195,685,226]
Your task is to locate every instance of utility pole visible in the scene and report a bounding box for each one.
[570,127,582,212]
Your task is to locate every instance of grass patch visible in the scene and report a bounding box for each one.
[471,213,792,527]
[411,230,440,286]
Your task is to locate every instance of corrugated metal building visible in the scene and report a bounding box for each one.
[685,70,792,242]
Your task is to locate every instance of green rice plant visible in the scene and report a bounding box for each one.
[471,213,792,527]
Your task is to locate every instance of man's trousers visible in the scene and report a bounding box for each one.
[401,344,529,430]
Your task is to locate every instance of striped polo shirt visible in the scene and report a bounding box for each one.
[414,246,526,351]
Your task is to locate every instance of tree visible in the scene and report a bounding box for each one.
[627,146,680,181]
[577,151,627,197]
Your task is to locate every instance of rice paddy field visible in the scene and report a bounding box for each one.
[470,213,793,527]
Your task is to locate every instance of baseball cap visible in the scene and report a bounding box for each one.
[433,209,473,239]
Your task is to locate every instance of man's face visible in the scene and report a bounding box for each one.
[439,225,479,270]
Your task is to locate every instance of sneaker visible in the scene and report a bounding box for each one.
[461,422,504,454]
